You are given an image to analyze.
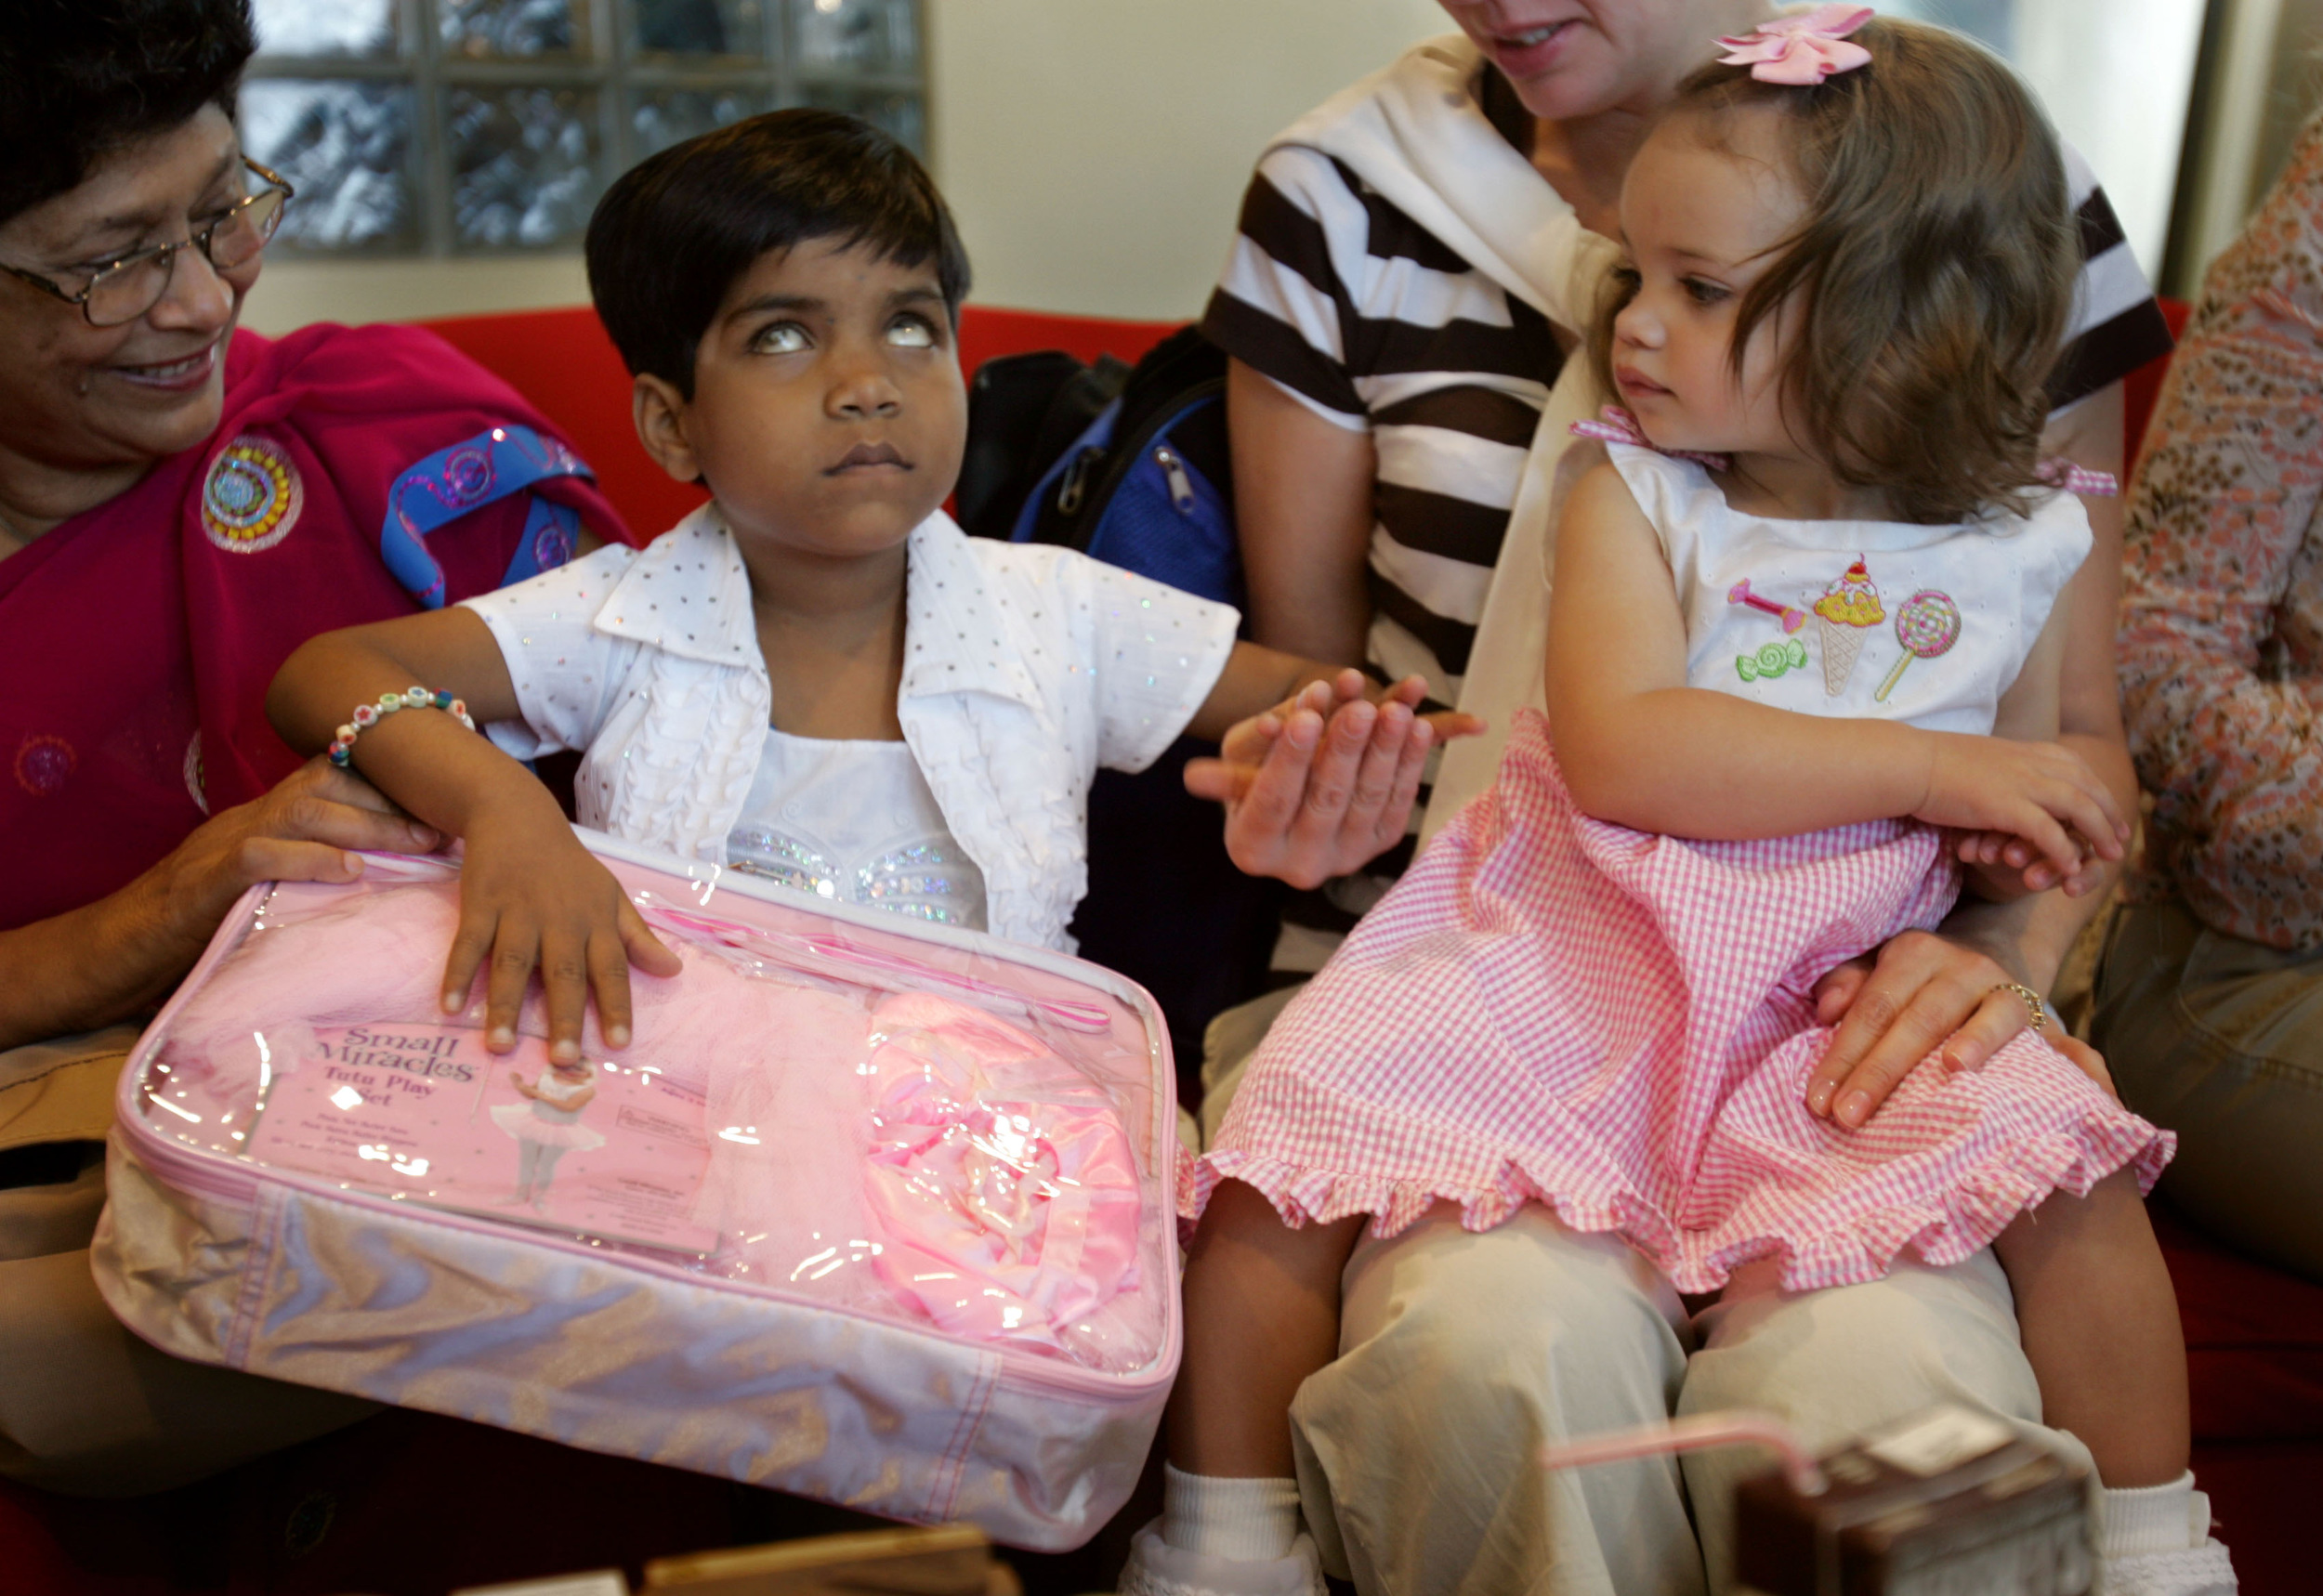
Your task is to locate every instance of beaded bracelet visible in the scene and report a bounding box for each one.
[328,686,476,768]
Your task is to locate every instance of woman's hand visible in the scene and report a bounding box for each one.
[1913,734,2130,895]
[1802,929,2113,1127]
[0,760,445,1050]
[156,760,445,942]
[439,784,681,1064]
[1185,671,1480,889]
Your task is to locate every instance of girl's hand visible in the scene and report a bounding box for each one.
[440,791,682,1063]
[1914,735,2128,894]
[1184,672,1480,889]
[509,1070,527,1092]
[1954,828,2097,900]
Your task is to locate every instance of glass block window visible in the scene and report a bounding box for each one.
[243,0,925,256]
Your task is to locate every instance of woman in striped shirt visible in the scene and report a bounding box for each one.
[1166,7,2177,1594]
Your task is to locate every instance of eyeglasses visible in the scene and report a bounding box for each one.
[2,159,295,329]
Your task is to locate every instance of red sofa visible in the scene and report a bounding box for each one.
[3,300,2315,1593]
[419,303,1182,543]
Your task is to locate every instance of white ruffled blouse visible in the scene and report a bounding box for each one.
[461,504,1240,951]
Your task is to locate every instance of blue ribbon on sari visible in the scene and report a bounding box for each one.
[380,425,593,608]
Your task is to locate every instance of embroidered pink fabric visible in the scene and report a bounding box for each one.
[1570,401,1738,471]
[1568,406,1733,472]
[2036,460,2120,498]
[1715,5,1874,85]
[1572,406,2122,499]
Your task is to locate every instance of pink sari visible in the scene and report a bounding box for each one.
[0,321,634,932]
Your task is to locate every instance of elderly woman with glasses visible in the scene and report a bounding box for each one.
[0,0,631,1496]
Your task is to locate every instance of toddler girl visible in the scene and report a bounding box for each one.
[266,110,1465,1069]
[1129,17,2233,1596]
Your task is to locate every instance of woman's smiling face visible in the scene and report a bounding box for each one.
[0,104,256,486]
[1436,0,1766,121]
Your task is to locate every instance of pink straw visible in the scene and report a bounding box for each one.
[1540,1410,1828,1497]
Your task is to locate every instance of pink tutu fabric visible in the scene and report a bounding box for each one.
[1188,713,2173,1294]
[864,993,1143,1359]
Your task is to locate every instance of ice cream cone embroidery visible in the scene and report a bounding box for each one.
[1811,558,1884,696]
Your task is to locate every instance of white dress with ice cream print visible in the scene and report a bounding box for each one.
[1621,446,2093,733]
[1187,440,2173,1297]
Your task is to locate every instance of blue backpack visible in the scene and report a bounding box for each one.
[957,327,1274,1100]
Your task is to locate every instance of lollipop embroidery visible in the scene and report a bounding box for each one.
[1810,557,1884,696]
[1876,590,1963,702]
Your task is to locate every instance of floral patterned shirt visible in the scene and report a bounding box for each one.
[2121,114,2323,949]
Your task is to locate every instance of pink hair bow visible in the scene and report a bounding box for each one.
[1716,5,1874,85]
[1569,406,1732,473]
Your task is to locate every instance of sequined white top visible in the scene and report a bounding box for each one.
[726,730,988,932]
[460,504,1239,952]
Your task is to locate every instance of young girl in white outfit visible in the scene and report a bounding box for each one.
[1129,16,2235,1596]
[267,111,1463,1075]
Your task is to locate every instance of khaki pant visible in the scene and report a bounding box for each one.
[0,1027,373,1498]
[2091,896,2323,1282]
[1201,993,2093,1596]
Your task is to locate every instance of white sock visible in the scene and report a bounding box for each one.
[1161,1463,1301,1562]
[2100,1472,2203,1557]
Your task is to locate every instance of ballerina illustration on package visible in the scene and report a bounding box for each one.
[492,1056,608,1210]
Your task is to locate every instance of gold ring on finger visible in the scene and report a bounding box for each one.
[1989,981,2048,1033]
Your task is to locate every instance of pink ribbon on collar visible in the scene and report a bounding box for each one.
[1569,405,1734,473]
[1715,5,1874,85]
[2037,459,2119,498]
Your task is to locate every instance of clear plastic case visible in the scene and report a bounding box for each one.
[129,844,1172,1375]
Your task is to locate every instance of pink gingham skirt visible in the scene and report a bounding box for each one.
[1188,713,2172,1293]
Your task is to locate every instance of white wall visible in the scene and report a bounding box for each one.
[243,0,1447,334]
[2013,0,2206,281]
[925,0,1446,321]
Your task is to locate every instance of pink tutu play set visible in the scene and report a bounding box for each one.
[92,834,1177,1550]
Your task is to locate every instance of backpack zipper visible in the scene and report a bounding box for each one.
[1058,378,1225,553]
[1055,447,1101,516]
[1153,447,1197,516]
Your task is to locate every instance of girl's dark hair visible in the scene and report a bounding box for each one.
[587,109,971,398]
[0,0,255,229]
[1590,18,2078,524]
